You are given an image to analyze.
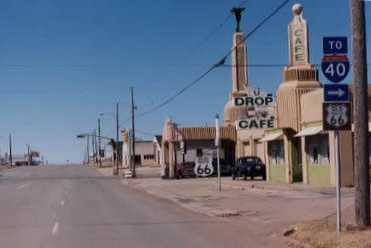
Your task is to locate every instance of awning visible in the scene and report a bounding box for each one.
[260,131,283,142]
[295,126,323,137]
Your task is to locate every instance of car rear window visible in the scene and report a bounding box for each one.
[240,157,260,163]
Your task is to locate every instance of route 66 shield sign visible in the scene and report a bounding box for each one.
[323,102,351,131]
[194,156,214,177]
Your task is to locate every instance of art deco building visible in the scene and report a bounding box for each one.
[223,18,249,126]
[275,3,320,132]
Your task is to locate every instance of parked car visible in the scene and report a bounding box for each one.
[176,162,196,179]
[232,156,266,180]
[211,158,233,176]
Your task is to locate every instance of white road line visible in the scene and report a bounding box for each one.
[52,222,59,236]
[17,182,32,189]
[60,200,65,206]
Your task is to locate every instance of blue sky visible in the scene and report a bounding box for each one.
[0,0,368,163]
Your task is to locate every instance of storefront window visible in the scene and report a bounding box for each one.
[306,134,329,165]
[268,140,284,165]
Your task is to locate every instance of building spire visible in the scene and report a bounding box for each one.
[288,3,309,66]
[231,7,245,32]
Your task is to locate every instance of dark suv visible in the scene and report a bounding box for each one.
[232,156,266,180]
[212,158,233,176]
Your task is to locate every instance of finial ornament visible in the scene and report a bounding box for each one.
[288,3,309,66]
[292,3,303,16]
[231,7,245,32]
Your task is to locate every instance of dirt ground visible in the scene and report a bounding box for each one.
[287,205,371,248]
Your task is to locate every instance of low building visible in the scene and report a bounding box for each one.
[121,130,156,167]
[153,135,162,166]
[160,119,236,178]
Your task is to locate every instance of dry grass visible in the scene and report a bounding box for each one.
[288,216,371,248]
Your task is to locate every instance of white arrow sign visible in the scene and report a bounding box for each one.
[328,88,345,97]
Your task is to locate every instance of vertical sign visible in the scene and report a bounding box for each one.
[321,36,351,236]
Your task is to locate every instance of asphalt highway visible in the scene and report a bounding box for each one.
[0,165,284,248]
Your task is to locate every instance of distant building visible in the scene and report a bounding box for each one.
[121,130,156,167]
[153,135,162,166]
[160,119,236,178]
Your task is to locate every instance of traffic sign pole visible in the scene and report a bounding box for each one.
[322,36,351,236]
[215,114,221,192]
[335,130,341,236]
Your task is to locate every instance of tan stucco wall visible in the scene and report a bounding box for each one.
[301,88,323,124]
[269,165,286,183]
[308,165,331,186]
[236,129,265,160]
[300,88,357,187]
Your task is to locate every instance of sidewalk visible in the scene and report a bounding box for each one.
[96,166,354,218]
[95,166,359,246]
[0,165,12,173]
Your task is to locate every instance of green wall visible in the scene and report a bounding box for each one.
[308,165,331,186]
[270,165,286,183]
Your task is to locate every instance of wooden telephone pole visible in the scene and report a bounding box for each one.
[130,87,136,178]
[98,118,102,167]
[114,102,120,175]
[9,134,12,167]
[350,0,370,226]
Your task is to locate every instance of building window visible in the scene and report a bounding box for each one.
[144,154,154,160]
[268,140,284,165]
[196,148,203,157]
[306,134,329,165]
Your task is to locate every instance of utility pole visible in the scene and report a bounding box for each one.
[131,87,136,178]
[9,134,12,167]
[86,135,90,165]
[27,144,31,166]
[350,0,370,227]
[114,102,120,175]
[90,130,96,164]
[98,118,102,168]
[94,129,98,165]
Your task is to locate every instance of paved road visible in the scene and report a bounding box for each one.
[0,165,285,248]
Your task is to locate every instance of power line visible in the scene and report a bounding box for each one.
[137,65,218,118]
[190,0,248,53]
[216,0,291,66]
[136,0,291,118]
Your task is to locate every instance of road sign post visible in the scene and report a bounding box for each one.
[215,114,221,192]
[335,130,341,237]
[321,36,351,237]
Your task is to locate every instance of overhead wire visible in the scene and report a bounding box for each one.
[190,0,248,53]
[136,0,291,118]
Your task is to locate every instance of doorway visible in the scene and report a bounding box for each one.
[292,137,303,183]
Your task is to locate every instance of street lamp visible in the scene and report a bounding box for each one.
[77,133,90,165]
[76,133,116,168]
[98,103,120,176]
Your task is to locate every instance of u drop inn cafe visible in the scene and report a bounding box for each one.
[234,94,275,130]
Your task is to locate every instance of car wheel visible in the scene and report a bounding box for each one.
[232,172,237,180]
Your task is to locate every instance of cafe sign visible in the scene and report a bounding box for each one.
[234,87,275,130]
